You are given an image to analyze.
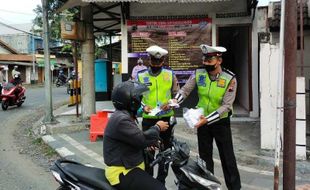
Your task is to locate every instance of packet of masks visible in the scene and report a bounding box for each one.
[183,107,204,129]
[148,107,162,116]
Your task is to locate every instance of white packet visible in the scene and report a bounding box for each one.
[183,107,204,129]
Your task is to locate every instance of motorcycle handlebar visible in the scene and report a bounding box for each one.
[150,156,162,167]
[150,148,175,167]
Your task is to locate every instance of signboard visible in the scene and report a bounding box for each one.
[127,18,212,83]
[60,21,85,41]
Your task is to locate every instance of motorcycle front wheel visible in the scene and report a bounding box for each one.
[1,100,9,110]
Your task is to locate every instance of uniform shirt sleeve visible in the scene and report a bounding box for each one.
[131,66,137,79]
[171,74,180,96]
[174,74,196,104]
[216,77,237,116]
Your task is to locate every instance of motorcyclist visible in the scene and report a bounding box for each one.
[11,65,20,79]
[11,73,22,86]
[57,69,67,83]
[103,81,168,190]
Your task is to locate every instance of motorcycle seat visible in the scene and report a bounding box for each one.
[64,163,117,190]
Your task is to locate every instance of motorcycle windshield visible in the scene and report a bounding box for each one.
[3,83,15,90]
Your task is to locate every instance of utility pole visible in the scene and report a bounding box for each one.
[32,29,36,84]
[283,0,297,189]
[300,0,304,76]
[42,0,54,123]
[274,0,285,189]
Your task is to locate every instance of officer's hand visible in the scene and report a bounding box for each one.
[156,121,169,131]
[160,103,170,111]
[170,99,178,104]
[143,105,152,113]
[194,115,208,128]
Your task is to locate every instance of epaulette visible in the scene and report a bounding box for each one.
[137,68,148,75]
[223,68,235,77]
[162,66,173,71]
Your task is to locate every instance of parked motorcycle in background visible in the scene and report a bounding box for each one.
[50,138,221,190]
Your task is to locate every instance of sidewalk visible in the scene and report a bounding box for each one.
[40,101,310,190]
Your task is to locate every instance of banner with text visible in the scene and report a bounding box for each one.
[127,18,212,83]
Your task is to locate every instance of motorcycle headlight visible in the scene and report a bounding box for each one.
[188,172,221,190]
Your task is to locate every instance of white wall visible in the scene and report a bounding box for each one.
[251,12,259,118]
[296,77,306,160]
[0,46,11,54]
[26,67,31,84]
[260,43,280,149]
[271,31,310,116]
[0,34,29,54]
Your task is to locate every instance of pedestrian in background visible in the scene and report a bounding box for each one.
[173,44,241,190]
[131,57,147,80]
[137,45,179,185]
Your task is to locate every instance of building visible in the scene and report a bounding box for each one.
[257,1,309,158]
[58,0,260,120]
[0,23,43,83]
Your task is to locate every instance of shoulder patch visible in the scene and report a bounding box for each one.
[137,68,148,77]
[138,68,148,74]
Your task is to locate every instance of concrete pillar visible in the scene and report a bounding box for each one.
[81,5,95,120]
[121,16,128,75]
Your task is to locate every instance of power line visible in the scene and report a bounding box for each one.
[0,21,41,38]
[0,8,35,16]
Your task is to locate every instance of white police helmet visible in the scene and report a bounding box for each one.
[200,44,226,57]
[146,45,168,59]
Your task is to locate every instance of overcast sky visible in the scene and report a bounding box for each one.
[0,0,41,25]
[0,0,274,25]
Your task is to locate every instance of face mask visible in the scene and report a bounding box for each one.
[150,66,162,74]
[204,64,217,72]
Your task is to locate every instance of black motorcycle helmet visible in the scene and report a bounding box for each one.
[112,81,149,115]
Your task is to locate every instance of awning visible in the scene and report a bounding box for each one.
[0,61,33,66]
[58,0,250,35]
[82,0,230,2]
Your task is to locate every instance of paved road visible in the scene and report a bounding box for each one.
[0,86,68,190]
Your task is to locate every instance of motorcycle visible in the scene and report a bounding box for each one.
[50,139,221,190]
[55,75,68,87]
[0,82,26,110]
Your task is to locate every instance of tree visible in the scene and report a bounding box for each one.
[32,0,78,41]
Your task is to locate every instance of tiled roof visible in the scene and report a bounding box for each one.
[268,1,310,31]
[82,0,230,3]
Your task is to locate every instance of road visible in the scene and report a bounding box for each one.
[0,86,68,190]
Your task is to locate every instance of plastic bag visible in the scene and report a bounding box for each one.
[183,107,204,129]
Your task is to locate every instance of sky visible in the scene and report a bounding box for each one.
[0,0,274,25]
[0,0,42,25]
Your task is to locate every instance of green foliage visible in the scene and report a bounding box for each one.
[32,0,78,43]
[61,44,73,52]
